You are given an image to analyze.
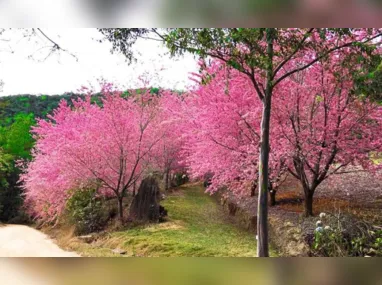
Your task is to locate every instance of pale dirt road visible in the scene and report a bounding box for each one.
[0,224,79,257]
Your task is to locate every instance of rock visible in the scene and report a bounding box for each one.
[78,235,94,243]
[112,248,127,255]
[368,248,377,256]
[129,177,167,222]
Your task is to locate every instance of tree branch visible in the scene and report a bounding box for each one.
[274,32,382,87]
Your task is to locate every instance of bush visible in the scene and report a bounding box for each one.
[170,172,188,188]
[0,170,24,222]
[310,212,382,257]
[7,210,31,224]
[65,187,109,235]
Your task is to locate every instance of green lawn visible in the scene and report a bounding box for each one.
[70,183,272,257]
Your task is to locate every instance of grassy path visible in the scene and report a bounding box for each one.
[64,183,273,257]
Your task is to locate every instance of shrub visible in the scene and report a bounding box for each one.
[311,212,382,257]
[65,187,109,235]
[7,210,31,224]
[173,172,188,187]
[0,170,24,222]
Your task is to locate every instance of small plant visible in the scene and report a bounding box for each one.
[311,212,382,257]
[373,230,382,250]
[65,186,109,235]
[313,221,348,256]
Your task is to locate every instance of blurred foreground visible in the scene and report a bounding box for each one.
[1,258,382,285]
[0,0,381,26]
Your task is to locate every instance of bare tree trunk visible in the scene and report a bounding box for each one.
[118,197,124,222]
[251,182,256,197]
[133,181,136,197]
[304,189,314,217]
[269,189,276,206]
[165,170,170,191]
[256,28,274,257]
[268,180,277,206]
[257,92,272,257]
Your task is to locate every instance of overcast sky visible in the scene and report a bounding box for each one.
[0,29,199,96]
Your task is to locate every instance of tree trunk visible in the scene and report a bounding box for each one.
[257,93,272,257]
[256,28,274,257]
[133,181,136,197]
[269,190,276,206]
[251,182,256,197]
[268,181,276,206]
[304,190,314,217]
[118,197,124,222]
[165,170,170,191]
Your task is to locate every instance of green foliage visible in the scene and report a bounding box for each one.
[0,113,35,159]
[313,227,351,257]
[0,92,165,129]
[0,148,13,216]
[65,186,109,235]
[171,173,189,188]
[0,149,13,218]
[90,96,102,106]
[0,153,25,222]
[150,87,160,95]
[121,90,131,98]
[0,93,98,127]
[0,148,13,175]
[311,213,382,257]
[0,112,35,222]
[354,69,382,103]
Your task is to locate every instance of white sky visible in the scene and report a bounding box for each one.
[0,29,199,96]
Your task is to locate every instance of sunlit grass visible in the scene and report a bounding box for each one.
[371,152,382,165]
[63,183,275,257]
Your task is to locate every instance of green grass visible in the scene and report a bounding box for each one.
[69,183,273,257]
[371,152,382,164]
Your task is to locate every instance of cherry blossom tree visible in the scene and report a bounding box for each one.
[181,60,287,201]
[183,55,382,219]
[150,92,187,190]
[273,57,382,216]
[22,84,164,222]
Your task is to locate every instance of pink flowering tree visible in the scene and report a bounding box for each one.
[183,55,382,218]
[21,84,165,222]
[273,57,382,216]
[182,60,286,200]
[150,92,187,190]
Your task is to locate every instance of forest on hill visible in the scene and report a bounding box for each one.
[0,94,80,126]
[0,88,162,126]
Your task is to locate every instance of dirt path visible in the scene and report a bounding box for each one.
[0,224,79,257]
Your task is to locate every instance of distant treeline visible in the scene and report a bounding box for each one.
[0,93,95,126]
[0,88,163,126]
